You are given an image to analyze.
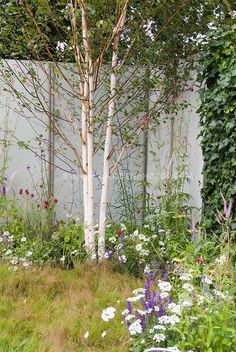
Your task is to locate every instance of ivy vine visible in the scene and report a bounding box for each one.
[197,24,236,232]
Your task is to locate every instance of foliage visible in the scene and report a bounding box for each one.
[197,24,236,233]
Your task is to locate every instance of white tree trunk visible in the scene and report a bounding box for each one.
[98,3,128,259]
[81,1,95,257]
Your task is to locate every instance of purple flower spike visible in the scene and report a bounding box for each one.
[1,183,6,196]
[127,300,132,314]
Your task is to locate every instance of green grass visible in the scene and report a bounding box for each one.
[0,264,142,352]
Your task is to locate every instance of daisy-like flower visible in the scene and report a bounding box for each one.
[101,331,107,338]
[135,243,142,251]
[21,237,27,243]
[101,307,116,321]
[128,319,143,335]
[153,333,166,343]
[182,283,194,292]
[179,273,192,281]
[109,236,116,244]
[83,331,89,339]
[167,303,181,315]
[158,280,172,292]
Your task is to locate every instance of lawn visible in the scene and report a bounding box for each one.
[0,264,141,352]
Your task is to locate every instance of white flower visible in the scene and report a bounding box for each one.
[10,257,18,265]
[215,255,227,266]
[152,234,157,239]
[3,231,10,237]
[5,249,12,255]
[203,276,212,285]
[21,237,27,243]
[179,273,192,281]
[158,314,180,325]
[135,243,142,251]
[127,294,145,302]
[101,331,107,338]
[159,241,165,246]
[56,41,67,52]
[109,236,116,244]
[144,265,151,274]
[182,300,193,307]
[158,281,172,292]
[120,223,127,231]
[136,309,146,316]
[144,224,150,228]
[158,229,165,233]
[91,253,97,260]
[118,255,127,263]
[139,234,148,241]
[125,314,135,321]
[128,319,143,335]
[71,250,78,255]
[101,307,116,321]
[60,256,65,262]
[214,290,228,300]
[132,288,146,295]
[167,303,181,315]
[153,325,166,331]
[83,331,89,339]
[182,283,194,292]
[106,224,111,228]
[26,251,32,257]
[140,249,149,256]
[94,223,99,229]
[104,252,110,259]
[153,333,166,343]
[160,292,169,299]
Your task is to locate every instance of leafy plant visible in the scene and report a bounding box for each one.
[197,24,236,233]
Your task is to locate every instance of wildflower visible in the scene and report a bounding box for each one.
[71,250,78,255]
[25,189,29,195]
[203,276,212,285]
[197,257,204,264]
[139,234,148,241]
[26,251,32,257]
[21,237,27,243]
[101,307,116,321]
[215,255,227,266]
[60,256,65,262]
[128,319,143,335]
[179,273,192,281]
[10,257,18,265]
[3,231,10,237]
[109,236,116,244]
[19,189,23,195]
[104,251,112,259]
[5,249,12,255]
[158,314,180,325]
[153,325,166,331]
[116,230,123,237]
[159,241,165,246]
[132,288,146,295]
[182,283,194,292]
[125,314,135,321]
[1,184,6,196]
[153,333,166,343]
[158,281,172,292]
[160,291,169,299]
[182,300,193,307]
[167,303,181,315]
[135,243,142,251]
[83,331,89,339]
[101,331,107,338]
[120,223,127,231]
[118,255,127,264]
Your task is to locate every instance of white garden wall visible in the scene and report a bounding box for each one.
[0,60,203,222]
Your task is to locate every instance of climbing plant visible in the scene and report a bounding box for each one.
[197,24,236,232]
